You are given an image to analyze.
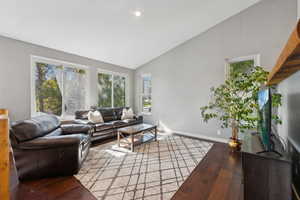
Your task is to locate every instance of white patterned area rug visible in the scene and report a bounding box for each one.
[75,134,213,200]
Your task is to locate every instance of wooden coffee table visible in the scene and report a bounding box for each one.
[117,123,157,152]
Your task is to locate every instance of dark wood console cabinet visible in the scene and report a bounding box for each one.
[241,133,291,200]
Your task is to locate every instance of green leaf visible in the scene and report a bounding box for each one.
[201,65,282,133]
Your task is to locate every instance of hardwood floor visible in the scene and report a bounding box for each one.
[172,142,243,200]
[10,142,243,200]
[10,176,97,200]
[9,153,96,200]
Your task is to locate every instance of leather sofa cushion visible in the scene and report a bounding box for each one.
[18,134,88,150]
[75,107,130,122]
[73,119,113,131]
[74,118,139,129]
[75,110,90,120]
[95,122,114,132]
[123,119,139,127]
[112,119,138,128]
[11,115,60,142]
[44,128,63,137]
[99,108,115,122]
[73,119,90,125]
[61,124,91,135]
[112,120,126,127]
[113,107,124,120]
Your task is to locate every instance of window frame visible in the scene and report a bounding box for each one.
[225,54,260,80]
[97,69,129,108]
[31,55,90,119]
[140,73,152,115]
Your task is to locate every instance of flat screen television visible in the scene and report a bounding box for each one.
[257,87,272,151]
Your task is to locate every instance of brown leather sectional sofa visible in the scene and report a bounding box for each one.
[74,107,143,142]
[10,114,92,180]
[9,107,141,180]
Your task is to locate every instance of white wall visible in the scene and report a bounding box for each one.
[134,0,297,141]
[0,36,134,122]
[298,0,300,19]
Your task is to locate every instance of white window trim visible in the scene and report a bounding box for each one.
[225,54,260,79]
[30,55,90,119]
[97,69,129,108]
[140,73,152,115]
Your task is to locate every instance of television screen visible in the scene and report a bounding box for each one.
[258,88,272,151]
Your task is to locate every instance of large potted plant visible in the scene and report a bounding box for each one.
[200,66,281,150]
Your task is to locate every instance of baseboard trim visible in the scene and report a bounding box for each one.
[288,137,300,153]
[173,130,228,143]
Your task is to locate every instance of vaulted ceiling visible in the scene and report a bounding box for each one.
[0,0,260,69]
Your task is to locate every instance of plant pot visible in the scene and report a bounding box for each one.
[228,137,242,151]
[229,122,242,151]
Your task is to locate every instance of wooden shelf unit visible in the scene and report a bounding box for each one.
[268,20,300,85]
[241,133,291,200]
[0,109,9,200]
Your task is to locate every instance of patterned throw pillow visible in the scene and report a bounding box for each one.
[87,110,104,123]
[121,108,134,120]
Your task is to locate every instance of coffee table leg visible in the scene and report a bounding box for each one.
[118,131,120,147]
[131,134,134,152]
[155,127,157,141]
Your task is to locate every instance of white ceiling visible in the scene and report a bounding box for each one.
[0,0,260,69]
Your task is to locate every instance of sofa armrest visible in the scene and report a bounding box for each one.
[134,115,143,122]
[61,124,91,135]
[17,134,86,150]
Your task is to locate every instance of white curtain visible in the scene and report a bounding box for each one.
[55,66,63,98]
[63,67,87,117]
[54,66,63,116]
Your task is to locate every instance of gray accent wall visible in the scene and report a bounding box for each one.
[0,36,134,122]
[278,71,300,150]
[134,0,297,140]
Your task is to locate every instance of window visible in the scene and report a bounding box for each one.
[97,70,127,108]
[140,74,152,114]
[31,56,88,118]
[226,54,260,79]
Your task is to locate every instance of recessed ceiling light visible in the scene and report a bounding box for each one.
[134,11,142,17]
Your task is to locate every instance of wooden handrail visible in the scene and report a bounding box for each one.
[0,109,8,115]
[0,109,9,200]
[267,20,300,85]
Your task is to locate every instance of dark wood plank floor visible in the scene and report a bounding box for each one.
[9,153,96,200]
[10,142,243,200]
[10,176,97,200]
[172,142,243,200]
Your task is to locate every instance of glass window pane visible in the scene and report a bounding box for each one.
[142,96,152,113]
[141,75,152,113]
[229,60,254,79]
[63,67,87,116]
[98,73,112,107]
[35,62,62,116]
[113,75,126,107]
[143,76,151,95]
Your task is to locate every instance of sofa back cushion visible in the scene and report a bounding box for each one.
[75,107,130,122]
[98,108,115,122]
[11,114,60,142]
[75,110,90,120]
[114,107,126,120]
